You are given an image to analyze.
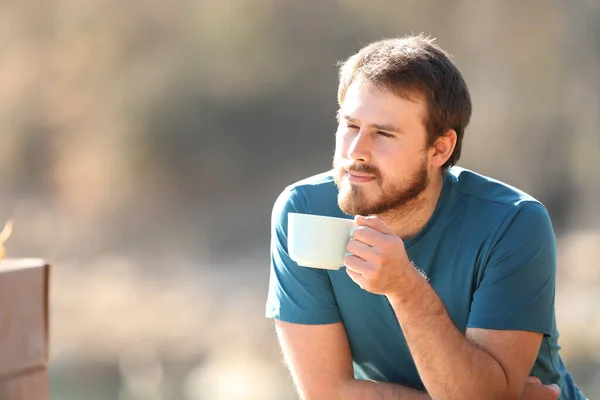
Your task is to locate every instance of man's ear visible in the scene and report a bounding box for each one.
[429,129,457,168]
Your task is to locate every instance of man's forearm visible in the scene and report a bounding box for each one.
[339,379,430,400]
[386,267,510,400]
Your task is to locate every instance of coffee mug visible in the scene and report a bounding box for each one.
[287,212,355,270]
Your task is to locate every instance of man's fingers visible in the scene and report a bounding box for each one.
[523,378,561,400]
[345,265,362,285]
[355,215,393,234]
[352,225,385,247]
[546,384,561,397]
[525,377,560,396]
[525,376,542,385]
[344,253,375,288]
[344,253,371,272]
[346,238,373,261]
[344,256,365,287]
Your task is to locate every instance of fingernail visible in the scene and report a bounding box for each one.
[549,384,560,394]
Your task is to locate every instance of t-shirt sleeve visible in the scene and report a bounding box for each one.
[265,187,342,324]
[467,201,556,336]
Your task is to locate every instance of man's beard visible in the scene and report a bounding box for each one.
[333,159,429,216]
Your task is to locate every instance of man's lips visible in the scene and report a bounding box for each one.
[346,171,377,183]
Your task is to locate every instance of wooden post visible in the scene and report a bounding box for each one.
[0,259,51,400]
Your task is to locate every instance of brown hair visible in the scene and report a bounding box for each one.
[337,34,472,168]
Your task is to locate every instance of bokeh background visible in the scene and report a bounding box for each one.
[1,1,599,399]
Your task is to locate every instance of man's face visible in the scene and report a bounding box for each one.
[333,79,431,216]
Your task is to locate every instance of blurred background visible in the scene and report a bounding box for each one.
[0,0,599,399]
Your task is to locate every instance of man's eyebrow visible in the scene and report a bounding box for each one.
[338,112,402,134]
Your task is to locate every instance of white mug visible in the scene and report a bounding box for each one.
[287,213,355,270]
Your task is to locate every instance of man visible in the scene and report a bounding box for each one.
[266,35,587,399]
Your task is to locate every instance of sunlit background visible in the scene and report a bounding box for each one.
[1,1,599,399]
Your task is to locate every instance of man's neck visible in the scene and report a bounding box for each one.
[378,171,445,241]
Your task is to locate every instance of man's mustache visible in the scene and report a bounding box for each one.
[337,163,381,179]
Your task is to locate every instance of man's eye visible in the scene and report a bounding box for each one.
[347,124,359,130]
[377,131,394,138]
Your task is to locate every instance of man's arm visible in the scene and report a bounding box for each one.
[345,202,557,400]
[385,268,541,400]
[275,320,559,400]
[274,319,430,400]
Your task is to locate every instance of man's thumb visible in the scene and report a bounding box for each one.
[547,383,561,396]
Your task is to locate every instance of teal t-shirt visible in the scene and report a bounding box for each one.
[266,167,586,399]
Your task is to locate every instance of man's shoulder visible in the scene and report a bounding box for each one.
[446,167,552,240]
[448,166,541,208]
[273,170,344,218]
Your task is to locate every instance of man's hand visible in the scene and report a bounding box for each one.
[344,215,411,295]
[521,377,561,400]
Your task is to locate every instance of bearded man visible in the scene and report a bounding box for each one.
[266,34,587,400]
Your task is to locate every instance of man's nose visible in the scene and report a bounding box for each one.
[347,131,371,163]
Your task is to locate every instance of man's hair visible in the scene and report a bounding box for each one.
[337,34,472,168]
